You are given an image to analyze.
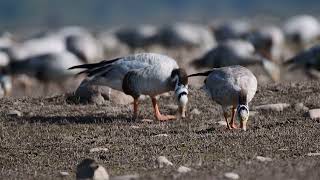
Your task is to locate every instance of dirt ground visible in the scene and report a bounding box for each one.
[1,77,320,179]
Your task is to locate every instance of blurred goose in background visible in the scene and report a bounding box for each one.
[5,51,83,91]
[5,33,65,61]
[283,15,320,52]
[213,20,252,42]
[69,53,189,121]
[0,73,12,97]
[115,24,159,49]
[191,39,280,82]
[188,65,257,131]
[248,25,285,62]
[0,32,14,49]
[97,30,130,55]
[59,26,103,63]
[283,44,320,78]
[156,23,216,52]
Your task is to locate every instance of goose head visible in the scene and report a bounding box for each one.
[237,104,249,131]
[171,68,188,118]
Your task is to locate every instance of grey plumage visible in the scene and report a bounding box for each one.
[192,39,280,82]
[69,53,189,120]
[284,44,320,78]
[189,65,257,130]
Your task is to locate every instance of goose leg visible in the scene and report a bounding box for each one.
[151,96,176,121]
[133,98,139,119]
[229,107,238,129]
[223,112,231,130]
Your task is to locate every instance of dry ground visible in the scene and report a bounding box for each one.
[1,80,320,180]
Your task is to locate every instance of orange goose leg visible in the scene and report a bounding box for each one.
[151,96,176,121]
[133,98,139,119]
[229,106,238,129]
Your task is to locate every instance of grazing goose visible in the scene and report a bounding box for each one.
[0,73,12,97]
[191,40,280,82]
[5,51,83,90]
[188,66,257,131]
[156,23,216,51]
[69,53,189,121]
[115,24,159,48]
[213,20,252,42]
[283,44,320,78]
[248,25,285,62]
[283,15,320,51]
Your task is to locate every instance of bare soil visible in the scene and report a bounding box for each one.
[1,79,320,180]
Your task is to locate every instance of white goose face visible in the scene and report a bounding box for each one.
[237,104,249,131]
[171,68,189,118]
[175,82,188,118]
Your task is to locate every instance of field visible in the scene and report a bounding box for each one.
[1,70,320,179]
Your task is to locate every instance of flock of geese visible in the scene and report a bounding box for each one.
[1,14,320,130]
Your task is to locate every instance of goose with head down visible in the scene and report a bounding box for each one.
[188,65,257,131]
[69,53,189,121]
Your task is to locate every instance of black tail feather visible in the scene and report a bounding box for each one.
[187,70,213,77]
[68,57,121,70]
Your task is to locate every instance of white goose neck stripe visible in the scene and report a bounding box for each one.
[237,104,249,113]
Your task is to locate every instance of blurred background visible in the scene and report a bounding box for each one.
[0,0,319,103]
[0,0,319,30]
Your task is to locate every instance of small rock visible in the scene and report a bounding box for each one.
[307,152,320,156]
[254,103,290,112]
[308,109,320,120]
[153,134,169,137]
[256,156,272,162]
[72,79,132,105]
[7,110,22,117]
[141,119,153,123]
[294,103,309,112]
[250,111,258,116]
[190,108,201,115]
[217,120,227,126]
[166,104,179,111]
[157,156,173,168]
[59,171,69,177]
[130,125,140,129]
[111,174,139,180]
[224,172,239,180]
[90,147,109,153]
[76,158,109,180]
[177,166,191,173]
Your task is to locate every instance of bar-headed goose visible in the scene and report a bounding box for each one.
[283,15,320,51]
[188,65,257,131]
[69,53,189,121]
[283,44,320,78]
[191,39,280,82]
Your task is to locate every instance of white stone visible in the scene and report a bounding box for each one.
[153,134,169,137]
[224,172,240,180]
[59,171,69,176]
[217,120,227,126]
[130,125,140,129]
[308,109,320,120]
[256,156,272,162]
[307,152,320,156]
[254,103,290,112]
[90,147,109,153]
[177,166,191,173]
[166,104,179,111]
[157,156,173,168]
[190,108,201,115]
[141,119,153,123]
[7,110,22,117]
